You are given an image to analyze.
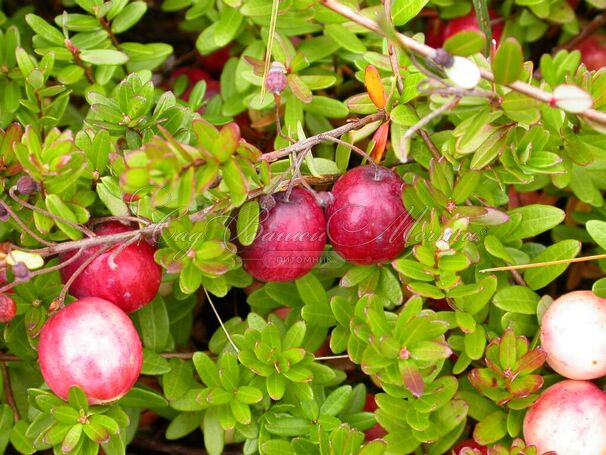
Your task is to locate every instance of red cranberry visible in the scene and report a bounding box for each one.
[426,17,446,48]
[452,439,488,455]
[59,222,162,314]
[326,166,413,265]
[443,9,503,46]
[240,187,327,282]
[574,34,606,71]
[171,67,221,101]
[0,294,16,323]
[38,297,143,404]
[363,394,387,440]
[197,45,232,76]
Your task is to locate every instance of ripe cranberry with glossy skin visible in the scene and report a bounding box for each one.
[452,439,487,455]
[60,221,161,314]
[0,294,16,323]
[241,187,326,282]
[363,394,387,441]
[523,380,606,455]
[443,9,503,45]
[575,34,606,71]
[540,290,606,380]
[326,165,412,265]
[38,297,143,404]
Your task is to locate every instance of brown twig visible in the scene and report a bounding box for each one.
[323,136,376,165]
[0,354,20,362]
[556,11,606,52]
[107,234,141,269]
[0,200,55,247]
[319,0,606,127]
[57,244,112,306]
[260,111,387,162]
[1,363,20,421]
[419,130,440,161]
[403,97,460,141]
[10,187,95,238]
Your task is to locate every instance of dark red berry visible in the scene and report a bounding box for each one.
[0,294,16,323]
[326,165,413,265]
[574,34,606,71]
[16,176,40,195]
[240,187,327,282]
[363,394,387,441]
[197,45,232,76]
[442,9,503,46]
[59,222,162,313]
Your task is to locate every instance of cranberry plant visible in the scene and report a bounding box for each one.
[0,0,606,454]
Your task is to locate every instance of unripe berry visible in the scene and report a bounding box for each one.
[265,62,288,95]
[16,175,40,195]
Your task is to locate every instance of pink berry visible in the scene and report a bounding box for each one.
[38,297,143,404]
[523,380,606,454]
[326,165,413,265]
[59,221,162,314]
[574,34,606,71]
[443,9,503,45]
[0,294,16,323]
[241,187,326,282]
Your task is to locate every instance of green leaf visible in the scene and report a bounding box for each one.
[45,194,83,240]
[80,49,129,66]
[444,31,486,56]
[267,373,286,400]
[306,96,348,118]
[493,286,539,315]
[507,205,565,240]
[474,410,508,445]
[111,1,148,34]
[288,74,313,104]
[166,412,203,440]
[325,24,366,53]
[492,38,524,85]
[136,295,170,352]
[25,14,65,46]
[0,405,13,454]
[214,8,243,47]
[119,387,168,408]
[523,240,581,290]
[391,0,429,26]
[237,200,260,246]
[68,386,89,411]
[586,220,606,250]
[320,385,352,416]
[61,424,83,453]
[203,408,224,455]
[222,159,248,206]
[141,349,171,375]
[163,358,194,401]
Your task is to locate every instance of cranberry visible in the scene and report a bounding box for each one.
[426,17,446,48]
[171,67,221,101]
[59,221,162,314]
[0,294,16,323]
[240,187,326,282]
[326,165,413,265]
[452,439,488,454]
[197,45,232,76]
[363,394,387,440]
[574,34,606,71]
[38,297,143,404]
[442,9,503,46]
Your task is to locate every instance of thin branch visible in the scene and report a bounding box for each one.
[403,97,460,141]
[57,244,112,306]
[10,187,95,238]
[418,130,440,161]
[203,288,240,354]
[260,111,387,162]
[323,136,376,165]
[319,0,606,126]
[314,354,350,361]
[1,363,19,421]
[480,253,606,273]
[107,234,141,269]
[89,216,151,226]
[555,10,606,52]
[0,200,55,247]
[0,354,20,362]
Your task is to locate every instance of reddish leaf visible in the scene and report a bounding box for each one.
[507,374,544,397]
[365,65,387,110]
[400,361,424,397]
[469,368,501,389]
[371,122,390,162]
[513,348,547,376]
